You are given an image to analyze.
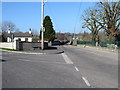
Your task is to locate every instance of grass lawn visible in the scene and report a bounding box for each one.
[0,48,17,51]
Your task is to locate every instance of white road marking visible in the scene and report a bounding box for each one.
[18,59,67,65]
[23,60,31,61]
[82,77,91,87]
[74,66,79,71]
[61,53,73,64]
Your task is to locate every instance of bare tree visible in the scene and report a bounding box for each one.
[98,30,108,41]
[2,21,16,33]
[91,2,120,41]
[32,29,40,42]
[82,31,91,41]
[32,29,39,36]
[1,21,16,42]
[82,8,103,41]
[14,28,20,33]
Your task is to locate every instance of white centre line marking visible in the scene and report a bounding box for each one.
[61,53,73,64]
[82,77,91,87]
[74,66,79,71]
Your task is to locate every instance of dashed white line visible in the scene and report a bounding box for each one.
[61,53,73,64]
[74,66,79,71]
[82,77,91,87]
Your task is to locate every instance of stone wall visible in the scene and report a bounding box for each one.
[16,41,48,51]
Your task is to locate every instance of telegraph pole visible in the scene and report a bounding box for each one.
[41,0,44,50]
[73,25,76,41]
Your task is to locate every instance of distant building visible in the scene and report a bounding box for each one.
[7,29,33,42]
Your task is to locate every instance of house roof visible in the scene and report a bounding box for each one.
[7,32,33,37]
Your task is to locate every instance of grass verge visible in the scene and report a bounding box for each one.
[0,48,17,51]
[72,44,77,46]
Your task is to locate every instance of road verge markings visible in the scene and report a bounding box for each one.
[74,66,79,71]
[61,53,73,64]
[82,77,91,87]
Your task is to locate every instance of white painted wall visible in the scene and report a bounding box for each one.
[28,38,32,42]
[7,37,32,42]
[0,42,16,49]
[5,37,32,49]
[7,37,12,42]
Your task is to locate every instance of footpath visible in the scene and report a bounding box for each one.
[76,45,119,53]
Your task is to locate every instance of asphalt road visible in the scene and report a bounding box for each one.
[1,45,118,88]
[62,45,118,88]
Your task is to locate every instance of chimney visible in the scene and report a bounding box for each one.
[8,28,11,34]
[29,28,32,34]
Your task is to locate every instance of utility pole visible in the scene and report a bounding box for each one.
[41,0,44,50]
[8,25,14,49]
[74,26,76,40]
[73,26,77,45]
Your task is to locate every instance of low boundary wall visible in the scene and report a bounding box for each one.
[0,42,16,49]
[0,41,48,51]
[16,41,48,51]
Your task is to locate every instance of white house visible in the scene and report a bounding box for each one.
[7,29,33,42]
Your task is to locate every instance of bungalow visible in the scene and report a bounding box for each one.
[7,29,33,42]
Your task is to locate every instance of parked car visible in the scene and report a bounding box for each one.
[52,41,61,46]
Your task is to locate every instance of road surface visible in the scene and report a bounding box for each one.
[1,45,118,88]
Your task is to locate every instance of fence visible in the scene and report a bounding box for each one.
[77,41,120,49]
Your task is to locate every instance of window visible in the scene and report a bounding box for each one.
[18,38,21,41]
[25,38,28,42]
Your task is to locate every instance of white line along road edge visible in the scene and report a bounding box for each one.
[61,53,73,64]
[82,77,91,87]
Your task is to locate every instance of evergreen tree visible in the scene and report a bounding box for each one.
[40,16,56,42]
